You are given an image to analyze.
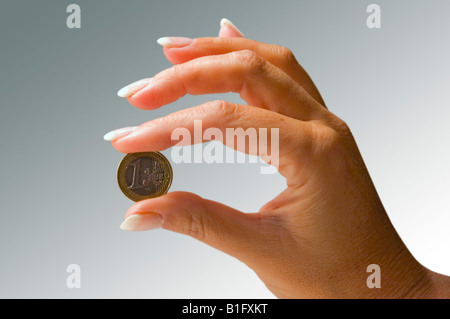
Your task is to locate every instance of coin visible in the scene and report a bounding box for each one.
[117,152,173,202]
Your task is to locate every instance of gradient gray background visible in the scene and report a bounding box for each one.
[1,0,449,298]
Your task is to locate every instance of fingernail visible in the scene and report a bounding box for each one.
[120,213,162,231]
[220,18,244,36]
[103,126,137,141]
[117,78,152,98]
[156,37,193,48]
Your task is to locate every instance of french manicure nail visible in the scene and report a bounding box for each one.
[117,78,152,98]
[156,37,193,48]
[220,18,244,36]
[103,126,137,141]
[120,213,162,231]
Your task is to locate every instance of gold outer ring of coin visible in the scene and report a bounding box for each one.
[116,151,173,202]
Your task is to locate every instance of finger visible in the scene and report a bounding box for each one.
[218,18,245,38]
[110,100,313,180]
[119,191,276,265]
[125,50,327,121]
[159,37,325,106]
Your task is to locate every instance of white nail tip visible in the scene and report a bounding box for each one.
[220,18,244,35]
[220,18,233,27]
[103,127,137,141]
[156,37,171,47]
[103,131,117,141]
[117,86,132,98]
[117,78,152,98]
[120,214,162,231]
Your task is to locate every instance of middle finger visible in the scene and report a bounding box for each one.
[124,50,328,121]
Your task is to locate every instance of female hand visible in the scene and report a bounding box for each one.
[105,19,450,298]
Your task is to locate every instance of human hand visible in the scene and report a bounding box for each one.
[105,19,450,298]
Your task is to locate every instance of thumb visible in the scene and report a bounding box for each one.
[218,18,245,38]
[120,191,272,263]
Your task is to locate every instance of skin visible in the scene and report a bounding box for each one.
[107,22,450,298]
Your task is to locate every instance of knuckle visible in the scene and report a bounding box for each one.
[322,114,353,140]
[206,100,241,122]
[274,45,297,66]
[234,49,265,73]
[187,213,206,241]
[311,123,347,157]
[171,63,183,79]
[332,117,352,136]
[307,119,360,173]
[278,46,296,62]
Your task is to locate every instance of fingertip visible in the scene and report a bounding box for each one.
[162,45,196,65]
[127,94,151,110]
[126,85,165,110]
